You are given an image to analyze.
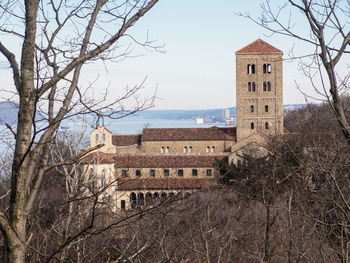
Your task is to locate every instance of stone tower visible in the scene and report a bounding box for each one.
[235,39,283,142]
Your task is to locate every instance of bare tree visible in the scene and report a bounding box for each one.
[240,0,350,144]
[0,1,160,262]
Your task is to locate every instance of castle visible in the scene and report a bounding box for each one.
[84,39,283,209]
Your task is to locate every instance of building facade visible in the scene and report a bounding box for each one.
[83,39,283,210]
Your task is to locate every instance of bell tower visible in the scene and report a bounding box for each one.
[235,39,283,142]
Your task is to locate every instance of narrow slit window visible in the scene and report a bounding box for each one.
[95,134,99,143]
[102,133,106,141]
[166,146,169,153]
[263,64,267,74]
[189,146,192,153]
[183,146,187,153]
[263,82,267,92]
[265,122,269,129]
[251,64,255,74]
[252,82,256,92]
[265,105,269,112]
[251,122,255,130]
[250,105,254,113]
[267,82,272,91]
[267,64,271,73]
[248,82,252,92]
[247,64,251,74]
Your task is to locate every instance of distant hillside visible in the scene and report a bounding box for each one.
[0,102,304,125]
[134,104,303,121]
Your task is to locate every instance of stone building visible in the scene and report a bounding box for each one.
[83,39,283,209]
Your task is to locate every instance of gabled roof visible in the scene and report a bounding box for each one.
[112,134,142,146]
[236,39,282,54]
[142,127,236,141]
[81,152,116,164]
[117,178,219,190]
[114,154,228,168]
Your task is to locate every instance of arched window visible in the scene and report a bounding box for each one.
[252,82,256,92]
[183,146,187,153]
[265,105,269,112]
[267,64,271,73]
[211,146,215,153]
[206,146,210,153]
[251,122,255,130]
[263,64,267,74]
[265,122,269,129]
[247,64,251,74]
[250,105,254,112]
[189,146,192,153]
[95,134,99,143]
[267,82,272,91]
[251,64,255,74]
[102,133,106,141]
[263,82,267,92]
[161,146,164,153]
[130,192,137,208]
[248,82,252,92]
[166,146,169,153]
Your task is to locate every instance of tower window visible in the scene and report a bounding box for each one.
[265,122,269,129]
[263,64,271,74]
[248,82,252,92]
[206,146,210,153]
[251,64,255,74]
[102,133,106,141]
[250,105,254,112]
[252,82,256,92]
[121,170,127,178]
[161,147,164,153]
[150,169,155,177]
[265,105,269,112]
[267,82,272,91]
[189,146,192,153]
[95,134,99,143]
[247,64,255,74]
[178,169,184,177]
[251,122,255,130]
[211,146,215,153]
[263,82,267,92]
[120,200,126,209]
[136,170,141,177]
[184,146,187,153]
[247,64,251,74]
[166,146,169,153]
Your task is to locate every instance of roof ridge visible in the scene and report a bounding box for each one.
[236,39,282,54]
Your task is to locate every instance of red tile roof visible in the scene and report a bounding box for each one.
[142,127,236,141]
[117,178,219,190]
[112,134,141,146]
[114,154,228,168]
[236,39,282,54]
[81,152,116,164]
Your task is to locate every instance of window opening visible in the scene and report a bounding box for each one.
[252,82,256,92]
[263,82,267,92]
[189,146,192,153]
[265,105,269,112]
[178,169,184,177]
[263,64,267,74]
[192,169,198,176]
[184,146,187,153]
[248,82,252,92]
[136,170,141,177]
[267,82,271,91]
[164,169,169,177]
[121,200,126,209]
[251,122,255,130]
[267,64,271,73]
[122,170,127,178]
[166,146,169,153]
[265,122,269,129]
[206,146,210,153]
[206,169,212,176]
[95,134,99,143]
[247,64,251,74]
[211,146,215,153]
[161,147,164,153]
[251,64,255,74]
[250,105,254,113]
[150,169,155,177]
[102,133,106,141]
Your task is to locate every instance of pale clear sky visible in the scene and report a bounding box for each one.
[0,1,326,110]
